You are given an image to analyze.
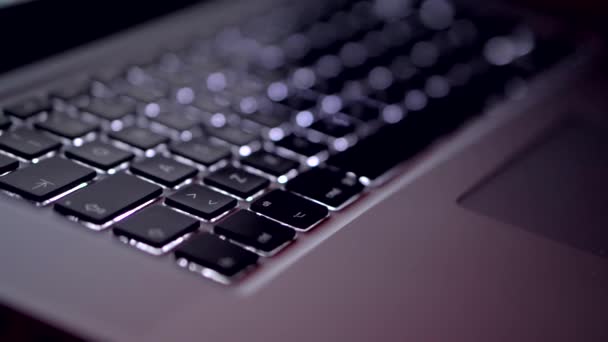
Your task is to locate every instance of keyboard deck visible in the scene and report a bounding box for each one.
[0,0,569,283]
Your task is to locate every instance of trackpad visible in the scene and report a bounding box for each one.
[460,121,608,257]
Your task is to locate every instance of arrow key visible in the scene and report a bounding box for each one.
[165,184,237,220]
[251,190,328,231]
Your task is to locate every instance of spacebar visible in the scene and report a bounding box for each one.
[327,115,439,183]
[54,173,162,225]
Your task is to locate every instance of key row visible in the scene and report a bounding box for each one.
[0,153,362,279]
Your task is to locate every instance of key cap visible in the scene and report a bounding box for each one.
[130,156,197,187]
[250,190,328,230]
[65,141,134,170]
[0,127,61,159]
[215,210,295,253]
[81,97,135,120]
[109,127,169,150]
[170,138,231,166]
[286,168,363,209]
[35,112,99,139]
[310,113,357,138]
[150,111,199,132]
[0,114,11,130]
[205,125,258,147]
[121,85,165,103]
[0,158,95,202]
[241,102,291,128]
[55,173,162,224]
[0,154,18,174]
[241,151,298,176]
[49,78,90,100]
[275,134,326,157]
[342,101,381,122]
[165,184,237,220]
[205,167,269,199]
[174,232,258,278]
[114,205,199,248]
[3,97,51,119]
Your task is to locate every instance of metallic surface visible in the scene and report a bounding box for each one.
[0,1,607,341]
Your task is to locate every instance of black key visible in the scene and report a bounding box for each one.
[114,205,199,248]
[65,141,134,170]
[0,128,61,159]
[170,138,231,166]
[0,158,95,202]
[250,190,328,231]
[241,151,298,176]
[130,156,197,187]
[0,154,18,174]
[0,114,11,130]
[215,210,295,253]
[165,184,237,220]
[55,173,162,224]
[49,77,90,100]
[205,167,269,199]
[109,127,168,150]
[35,112,99,139]
[3,97,51,119]
[174,233,258,278]
[150,112,199,131]
[241,102,291,128]
[275,134,326,157]
[81,97,135,120]
[281,92,317,111]
[121,86,165,103]
[342,101,380,122]
[310,113,357,138]
[205,125,257,147]
[286,168,363,209]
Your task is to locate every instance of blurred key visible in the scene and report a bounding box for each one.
[65,141,134,170]
[109,127,168,150]
[310,113,356,138]
[35,112,99,139]
[205,125,257,147]
[3,97,51,119]
[170,138,231,166]
[275,134,326,157]
[81,97,135,120]
[241,151,298,177]
[0,128,61,159]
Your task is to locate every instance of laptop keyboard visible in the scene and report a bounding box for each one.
[0,0,570,283]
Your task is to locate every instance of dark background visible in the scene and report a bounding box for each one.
[0,0,201,74]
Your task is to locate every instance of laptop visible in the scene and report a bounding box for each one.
[1,0,607,340]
